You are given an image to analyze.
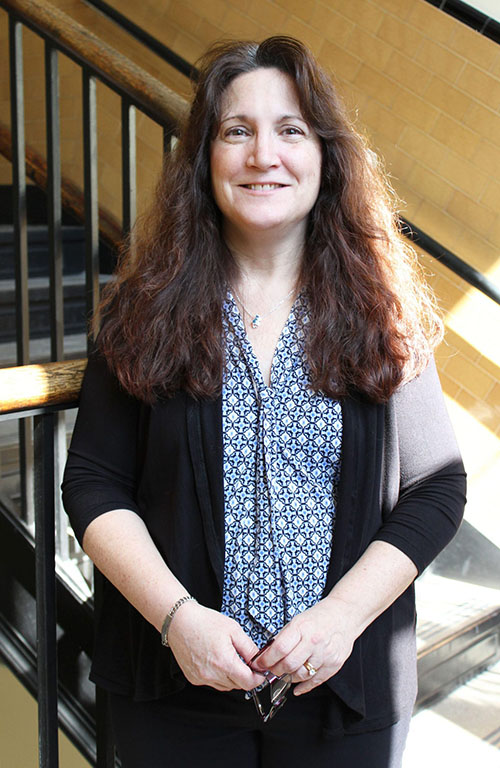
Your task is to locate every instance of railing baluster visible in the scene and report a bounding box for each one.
[10,17,29,365]
[121,97,136,237]
[10,15,35,526]
[45,41,69,563]
[34,412,59,768]
[45,41,64,362]
[82,68,100,355]
[18,417,34,526]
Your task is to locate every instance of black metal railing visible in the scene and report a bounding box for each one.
[34,409,59,767]
[0,0,184,531]
[84,0,196,79]
[0,355,90,765]
[0,0,185,765]
[401,218,500,306]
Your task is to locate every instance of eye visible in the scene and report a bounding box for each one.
[223,126,250,140]
[281,125,305,138]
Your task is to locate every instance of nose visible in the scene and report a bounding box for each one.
[246,132,280,169]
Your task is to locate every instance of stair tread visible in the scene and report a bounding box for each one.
[416,572,500,652]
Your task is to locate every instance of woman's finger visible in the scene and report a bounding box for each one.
[231,625,261,666]
[293,674,327,695]
[252,627,301,670]
[227,653,266,690]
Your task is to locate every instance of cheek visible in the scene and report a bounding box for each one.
[210,154,226,207]
[211,146,238,181]
[210,151,238,206]
[289,145,322,191]
[307,151,322,196]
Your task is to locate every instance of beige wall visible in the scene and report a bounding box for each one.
[0,664,89,767]
[0,0,498,541]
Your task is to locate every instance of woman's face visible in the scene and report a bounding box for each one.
[210,67,322,246]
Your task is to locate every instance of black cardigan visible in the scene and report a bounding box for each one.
[62,354,466,735]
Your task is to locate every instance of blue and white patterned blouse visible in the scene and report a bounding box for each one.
[220,291,343,648]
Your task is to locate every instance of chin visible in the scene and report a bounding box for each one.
[238,216,303,235]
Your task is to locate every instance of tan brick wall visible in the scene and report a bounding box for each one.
[0,0,498,540]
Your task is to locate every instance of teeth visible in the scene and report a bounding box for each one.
[244,184,283,190]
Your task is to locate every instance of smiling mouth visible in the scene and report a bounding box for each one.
[240,183,287,191]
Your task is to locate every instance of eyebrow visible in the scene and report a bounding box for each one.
[220,113,307,125]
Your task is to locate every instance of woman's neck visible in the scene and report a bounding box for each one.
[225,231,304,294]
[228,244,301,348]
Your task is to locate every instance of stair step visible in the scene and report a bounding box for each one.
[0,225,86,279]
[0,274,110,344]
[416,573,500,707]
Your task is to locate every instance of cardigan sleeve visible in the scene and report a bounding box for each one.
[61,353,142,547]
[373,358,467,574]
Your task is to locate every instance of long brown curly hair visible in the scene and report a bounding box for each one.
[97,36,442,404]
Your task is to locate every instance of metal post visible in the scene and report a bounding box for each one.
[34,412,59,768]
[121,98,136,237]
[10,17,29,364]
[82,69,99,356]
[45,41,68,562]
[10,16,34,525]
[45,42,64,362]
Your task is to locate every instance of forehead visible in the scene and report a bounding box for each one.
[219,67,303,118]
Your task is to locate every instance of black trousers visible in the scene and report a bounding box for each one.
[109,683,412,768]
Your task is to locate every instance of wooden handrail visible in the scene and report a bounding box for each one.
[0,122,122,250]
[0,0,188,130]
[0,359,87,413]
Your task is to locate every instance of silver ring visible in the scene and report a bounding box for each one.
[303,660,317,677]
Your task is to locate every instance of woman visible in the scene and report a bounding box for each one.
[63,36,466,768]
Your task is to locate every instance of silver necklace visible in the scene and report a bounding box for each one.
[232,286,296,329]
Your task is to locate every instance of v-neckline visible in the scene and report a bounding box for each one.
[224,289,304,392]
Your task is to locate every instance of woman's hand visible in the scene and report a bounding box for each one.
[251,542,419,696]
[166,601,265,692]
[251,597,357,695]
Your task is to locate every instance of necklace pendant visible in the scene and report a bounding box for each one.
[251,315,261,329]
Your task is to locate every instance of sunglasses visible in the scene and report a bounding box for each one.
[246,637,292,723]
